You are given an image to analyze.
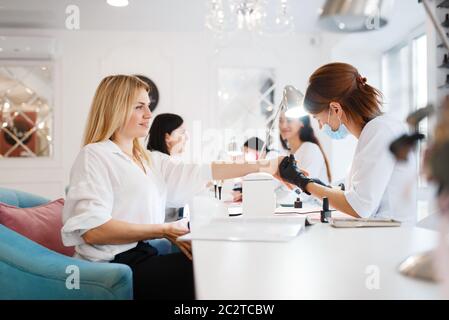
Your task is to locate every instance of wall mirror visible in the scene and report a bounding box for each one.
[0,62,53,158]
[217,67,276,155]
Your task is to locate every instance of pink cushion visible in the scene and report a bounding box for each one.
[0,199,75,257]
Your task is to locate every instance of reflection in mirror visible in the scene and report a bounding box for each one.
[0,63,53,158]
[217,68,275,155]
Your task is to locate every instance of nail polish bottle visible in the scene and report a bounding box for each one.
[294,197,302,209]
[320,197,332,223]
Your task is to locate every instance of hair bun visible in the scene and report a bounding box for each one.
[357,75,367,86]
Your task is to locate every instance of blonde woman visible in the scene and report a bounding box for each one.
[61,75,281,300]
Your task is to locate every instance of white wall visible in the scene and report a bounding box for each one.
[0,28,333,199]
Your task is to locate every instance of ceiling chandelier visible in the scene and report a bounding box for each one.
[205,0,294,36]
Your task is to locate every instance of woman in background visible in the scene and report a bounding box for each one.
[147,113,188,222]
[147,113,188,157]
[279,113,331,185]
[277,113,331,205]
[231,137,268,202]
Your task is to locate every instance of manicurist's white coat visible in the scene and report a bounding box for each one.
[344,115,417,223]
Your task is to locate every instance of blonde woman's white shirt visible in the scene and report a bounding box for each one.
[344,115,417,223]
[61,140,212,262]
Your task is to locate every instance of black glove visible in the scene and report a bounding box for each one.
[279,155,331,194]
[279,155,313,194]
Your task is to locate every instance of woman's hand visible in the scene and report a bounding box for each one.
[258,156,306,190]
[232,190,242,202]
[163,218,192,260]
[278,155,315,193]
[274,173,297,190]
[258,156,283,176]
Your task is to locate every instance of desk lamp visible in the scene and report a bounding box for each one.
[259,85,307,207]
[259,85,307,159]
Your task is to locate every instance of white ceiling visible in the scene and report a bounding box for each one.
[0,0,326,33]
[0,0,427,56]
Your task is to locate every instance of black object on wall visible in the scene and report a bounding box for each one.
[134,75,160,112]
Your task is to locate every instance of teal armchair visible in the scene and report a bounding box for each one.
[0,187,133,300]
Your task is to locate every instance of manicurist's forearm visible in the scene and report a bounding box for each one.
[306,183,360,218]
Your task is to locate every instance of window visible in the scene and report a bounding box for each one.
[412,34,428,187]
[382,31,429,221]
[382,43,411,121]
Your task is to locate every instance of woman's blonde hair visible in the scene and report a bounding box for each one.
[83,75,150,164]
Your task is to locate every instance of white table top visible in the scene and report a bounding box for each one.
[192,221,443,299]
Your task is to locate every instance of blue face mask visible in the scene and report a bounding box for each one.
[322,108,349,140]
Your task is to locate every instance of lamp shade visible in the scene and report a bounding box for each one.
[282,85,307,118]
[318,0,393,33]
